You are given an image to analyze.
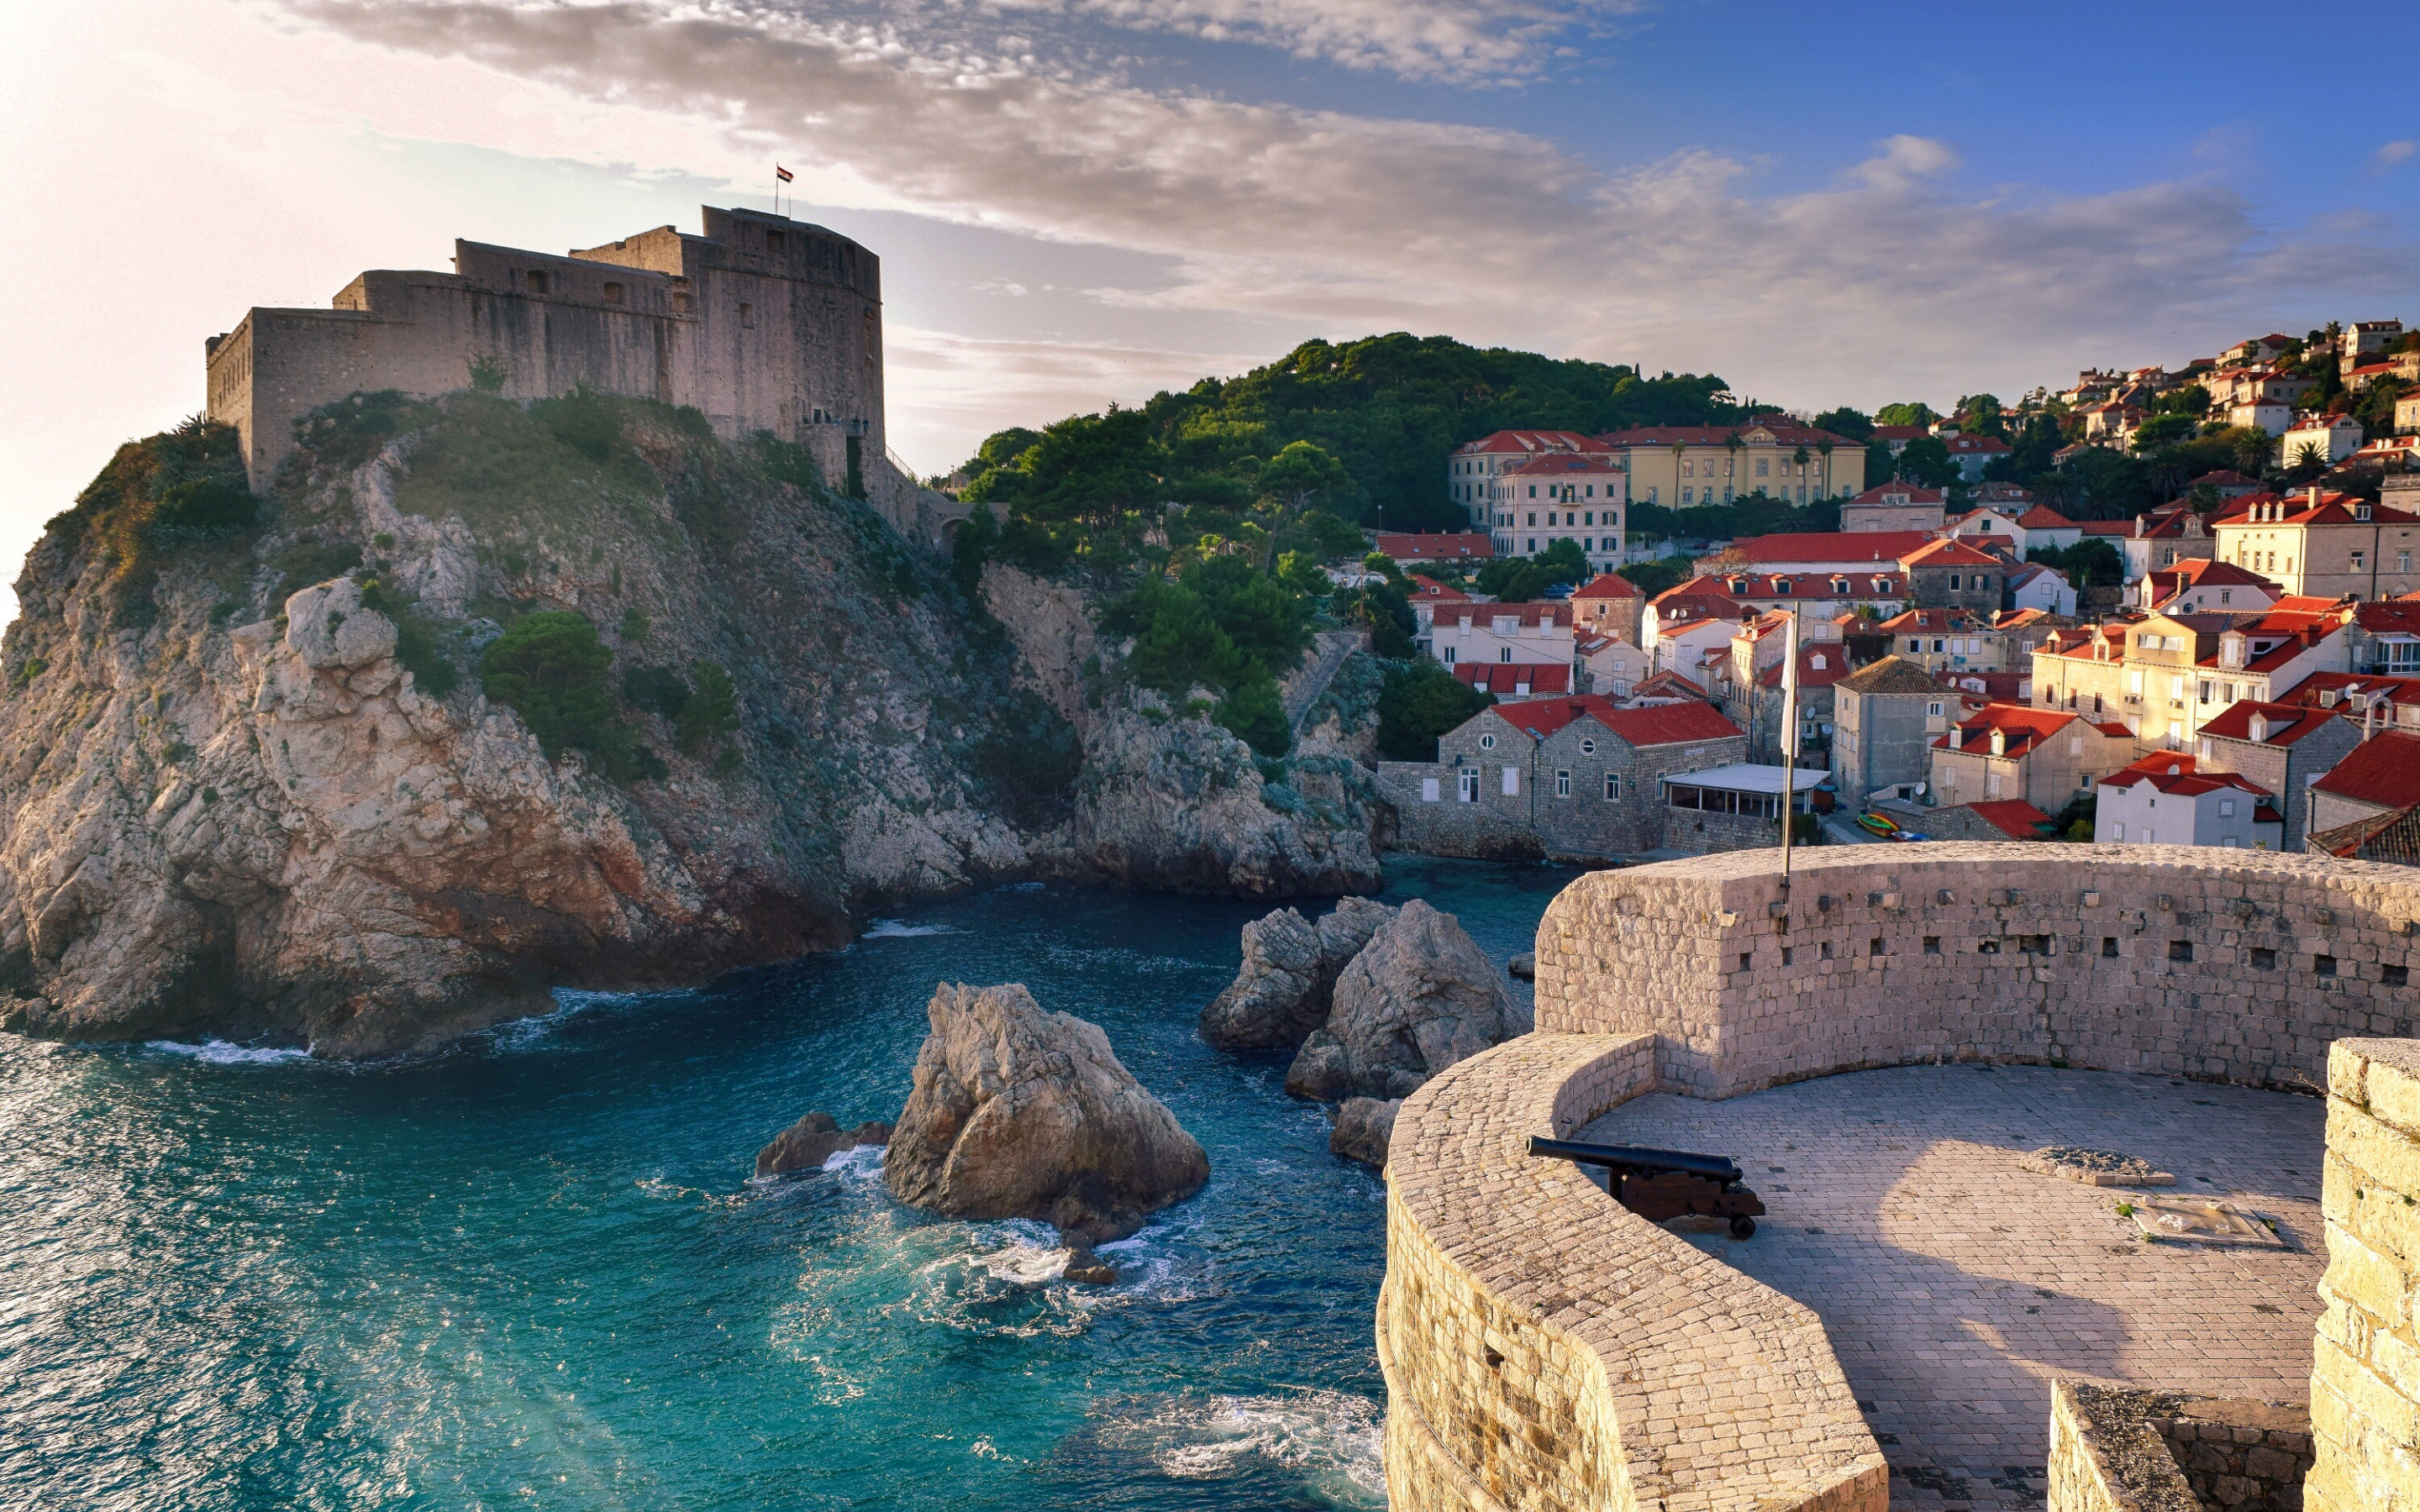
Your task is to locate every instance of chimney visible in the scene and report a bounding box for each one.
[2308,485,2322,507]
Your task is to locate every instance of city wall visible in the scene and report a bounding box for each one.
[1535,843,2420,1098]
[1382,845,2420,1511]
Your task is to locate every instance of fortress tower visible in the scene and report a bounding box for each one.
[205,206,959,538]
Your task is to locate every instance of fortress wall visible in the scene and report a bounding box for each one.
[1381,1032,1886,1512]
[2312,1037,2420,1512]
[209,209,899,524]
[1533,843,2420,1099]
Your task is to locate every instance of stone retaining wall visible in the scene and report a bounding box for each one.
[1381,1032,1886,1511]
[1532,843,2420,1099]
[2312,1037,2420,1512]
[2047,1383,2312,1512]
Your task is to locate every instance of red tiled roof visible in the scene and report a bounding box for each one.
[1376,532,1495,559]
[1723,532,1933,565]
[2276,672,2420,714]
[1702,569,1909,601]
[1409,575,1471,601]
[2014,506,2078,528]
[1455,663,1572,696]
[1847,484,1947,505]
[1944,434,2012,454]
[2310,731,2420,811]
[1486,695,1741,747]
[1961,800,2055,840]
[1430,601,1575,631]
[1877,607,1987,633]
[2310,801,2420,864]
[1756,643,1852,688]
[1452,430,1602,456]
[2098,752,2275,801]
[2214,490,2420,528]
[1502,454,1623,475]
[1933,701,2083,756]
[2197,701,2338,747]
[1899,538,2005,570]
[2355,602,2420,636]
[2075,519,2137,537]
[1632,669,1709,699]
[1597,422,1859,449]
[1572,572,1642,600]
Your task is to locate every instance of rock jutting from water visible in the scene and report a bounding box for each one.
[1197,895,1395,1051]
[884,981,1208,1247]
[755,1112,892,1178]
[1284,900,1518,1102]
[1328,1096,1401,1169]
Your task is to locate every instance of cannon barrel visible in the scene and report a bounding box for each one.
[1526,1137,1744,1184]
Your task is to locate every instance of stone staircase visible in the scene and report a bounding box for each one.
[1284,631,1368,736]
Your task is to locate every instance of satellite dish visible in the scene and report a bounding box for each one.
[1913,782,1928,797]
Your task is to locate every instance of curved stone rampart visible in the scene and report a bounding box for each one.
[1535,843,2420,1099]
[1381,1032,1886,1511]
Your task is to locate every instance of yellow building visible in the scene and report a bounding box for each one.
[1602,421,1866,510]
[2213,487,2420,601]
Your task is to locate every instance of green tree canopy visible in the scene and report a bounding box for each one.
[1376,660,1493,762]
[1875,402,1939,428]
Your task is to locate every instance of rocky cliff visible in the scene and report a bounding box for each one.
[0,395,1378,1056]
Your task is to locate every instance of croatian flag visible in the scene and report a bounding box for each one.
[775,165,794,183]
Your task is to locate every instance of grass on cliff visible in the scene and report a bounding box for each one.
[392,389,666,534]
[46,416,264,628]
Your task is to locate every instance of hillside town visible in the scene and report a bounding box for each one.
[1365,317,2420,865]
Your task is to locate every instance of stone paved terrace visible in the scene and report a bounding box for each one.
[1581,1064,2325,1510]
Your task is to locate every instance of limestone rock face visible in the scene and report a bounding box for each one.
[981,564,1382,900]
[755,1113,892,1178]
[885,981,1207,1242]
[0,408,1386,1059]
[1328,1095,1402,1169]
[1284,900,1517,1101]
[1198,896,1394,1051]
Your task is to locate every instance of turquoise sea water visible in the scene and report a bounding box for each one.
[0,858,1575,1511]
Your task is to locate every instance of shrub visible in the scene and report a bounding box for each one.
[674,661,739,753]
[971,690,1082,828]
[291,391,440,473]
[1376,659,1491,761]
[480,611,660,780]
[149,476,259,540]
[1216,668,1290,758]
[622,663,690,721]
[618,606,651,643]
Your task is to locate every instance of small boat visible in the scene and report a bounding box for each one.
[1891,830,1929,843]
[1855,813,1899,837]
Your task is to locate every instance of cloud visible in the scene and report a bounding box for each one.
[283,0,2420,416]
[1056,0,1634,81]
[2376,139,2417,171]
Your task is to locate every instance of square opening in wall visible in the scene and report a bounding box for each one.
[1869,937,1885,956]
[2314,954,2337,977]
[2169,940,2194,963]
[1739,953,1753,972]
[1978,938,2001,955]
[2102,937,2119,958]
[1923,937,1941,955]
[2386,964,2409,988]
[2251,948,2276,969]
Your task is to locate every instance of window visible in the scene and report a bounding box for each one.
[1604,772,1621,800]
[2169,940,2193,963]
[1950,575,1962,590]
[1682,488,1694,504]
[1528,486,1538,499]
[2219,798,2235,817]
[1421,778,1439,802]
[1442,647,1457,666]
[2221,836,2238,848]
[1555,769,1571,797]
[2315,954,2338,977]
[1869,937,1884,956]
[2251,948,2275,969]
[2353,550,2367,570]
[524,269,549,293]
[1479,732,1496,749]
[1927,701,1944,717]
[1502,766,1519,796]
[2386,963,2409,987]
[739,302,756,328]
[2102,937,2120,958]
[765,231,786,254]
[1580,738,1597,755]
[1499,648,1513,664]
[1739,953,1754,972]
[1458,769,1479,802]
[2112,822,2126,841]
[1923,936,1941,955]
[602,281,624,304]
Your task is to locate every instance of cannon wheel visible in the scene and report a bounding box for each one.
[1728,1215,1756,1239]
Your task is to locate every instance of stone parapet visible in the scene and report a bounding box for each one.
[1381,1032,1886,1511]
[2048,1382,2312,1512]
[1533,843,2420,1099]
[2313,1037,2420,1512]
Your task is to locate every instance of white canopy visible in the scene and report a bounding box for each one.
[1665,764,1828,795]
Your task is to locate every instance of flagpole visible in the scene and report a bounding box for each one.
[1778,608,1800,889]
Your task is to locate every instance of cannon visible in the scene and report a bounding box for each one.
[1527,1137,1766,1238]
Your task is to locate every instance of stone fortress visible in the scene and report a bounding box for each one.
[1381,843,2420,1511]
[204,204,965,543]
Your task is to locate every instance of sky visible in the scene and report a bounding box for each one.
[2,0,2417,622]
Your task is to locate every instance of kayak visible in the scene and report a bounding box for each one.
[1856,813,1899,837]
